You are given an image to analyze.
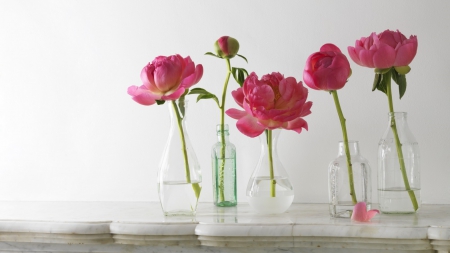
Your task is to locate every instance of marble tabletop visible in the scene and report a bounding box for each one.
[0,202,449,252]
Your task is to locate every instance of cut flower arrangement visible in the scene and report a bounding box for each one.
[127,29,418,218]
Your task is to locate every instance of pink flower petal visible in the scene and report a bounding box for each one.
[351,202,368,221]
[372,44,396,69]
[351,202,379,222]
[180,64,203,88]
[162,88,185,101]
[226,108,247,120]
[299,101,313,117]
[366,209,380,221]
[303,71,320,90]
[358,49,376,68]
[394,41,417,66]
[231,88,245,108]
[347,46,362,66]
[236,114,266,138]
[320,43,342,53]
[283,118,308,133]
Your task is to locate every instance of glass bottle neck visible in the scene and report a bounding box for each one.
[168,100,189,125]
[217,124,230,143]
[388,112,408,127]
[337,141,360,156]
[259,129,280,152]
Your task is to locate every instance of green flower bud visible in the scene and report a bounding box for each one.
[214,36,239,59]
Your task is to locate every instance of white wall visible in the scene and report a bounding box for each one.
[0,0,449,204]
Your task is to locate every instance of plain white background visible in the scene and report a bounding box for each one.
[0,0,449,204]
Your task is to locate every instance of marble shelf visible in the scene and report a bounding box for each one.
[0,202,449,253]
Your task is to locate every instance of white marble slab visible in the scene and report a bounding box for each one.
[0,202,448,252]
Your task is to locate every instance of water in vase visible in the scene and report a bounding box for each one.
[158,181,201,216]
[247,176,294,214]
[378,187,421,213]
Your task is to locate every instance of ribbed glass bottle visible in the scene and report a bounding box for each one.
[212,124,237,207]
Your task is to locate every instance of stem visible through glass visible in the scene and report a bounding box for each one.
[331,90,357,204]
[218,59,232,203]
[171,100,201,199]
[266,130,276,197]
[385,71,418,211]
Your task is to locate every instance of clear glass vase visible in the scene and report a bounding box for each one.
[246,129,294,214]
[157,100,202,216]
[328,141,371,218]
[212,124,237,207]
[378,112,421,213]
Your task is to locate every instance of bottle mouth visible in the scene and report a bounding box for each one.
[216,124,229,132]
[338,140,358,144]
[388,112,407,116]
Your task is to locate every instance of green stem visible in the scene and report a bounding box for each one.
[385,72,419,211]
[331,90,357,205]
[266,130,276,197]
[171,101,191,183]
[218,59,232,203]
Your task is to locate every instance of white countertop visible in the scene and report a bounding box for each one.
[0,202,449,252]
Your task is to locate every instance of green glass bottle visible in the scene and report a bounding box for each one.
[212,124,237,207]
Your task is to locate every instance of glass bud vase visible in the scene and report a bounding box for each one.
[158,100,202,216]
[378,112,421,213]
[212,124,237,207]
[328,141,371,218]
[247,129,294,214]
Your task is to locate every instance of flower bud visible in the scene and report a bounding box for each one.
[214,36,239,59]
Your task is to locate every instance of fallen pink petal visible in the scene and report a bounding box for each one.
[351,202,380,222]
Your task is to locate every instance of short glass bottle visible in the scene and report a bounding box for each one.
[211,124,237,207]
[328,140,371,218]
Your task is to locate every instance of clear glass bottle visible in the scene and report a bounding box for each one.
[212,124,237,207]
[378,112,421,213]
[328,141,371,218]
[246,129,294,214]
[157,100,202,216]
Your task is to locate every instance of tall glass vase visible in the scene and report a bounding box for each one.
[246,129,294,214]
[328,141,371,218]
[212,124,237,207]
[158,100,202,216]
[378,112,420,213]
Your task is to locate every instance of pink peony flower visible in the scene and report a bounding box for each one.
[226,72,312,138]
[351,202,379,222]
[347,29,418,69]
[215,36,240,59]
[303,43,351,91]
[127,54,203,105]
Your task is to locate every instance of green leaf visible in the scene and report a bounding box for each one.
[236,54,248,63]
[372,74,381,92]
[376,74,388,94]
[156,100,165,105]
[391,68,399,84]
[188,88,220,107]
[188,88,210,95]
[197,93,220,107]
[397,74,407,99]
[205,52,222,59]
[232,67,249,87]
[391,69,407,98]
